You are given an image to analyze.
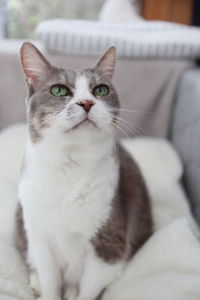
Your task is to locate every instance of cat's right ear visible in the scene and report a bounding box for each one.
[94,46,116,80]
[20,42,51,89]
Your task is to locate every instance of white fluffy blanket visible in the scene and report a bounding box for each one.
[0,124,200,300]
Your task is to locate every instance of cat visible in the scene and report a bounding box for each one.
[16,42,152,300]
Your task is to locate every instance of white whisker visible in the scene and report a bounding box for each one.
[110,107,153,114]
[111,121,129,137]
[112,115,143,137]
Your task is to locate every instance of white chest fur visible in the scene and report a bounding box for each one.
[19,131,119,273]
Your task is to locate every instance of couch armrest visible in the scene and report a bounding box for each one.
[170,68,200,225]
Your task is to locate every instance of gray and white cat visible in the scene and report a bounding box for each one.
[16,42,152,300]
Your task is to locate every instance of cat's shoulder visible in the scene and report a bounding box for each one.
[117,142,141,176]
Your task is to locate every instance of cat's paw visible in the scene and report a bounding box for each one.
[29,270,41,297]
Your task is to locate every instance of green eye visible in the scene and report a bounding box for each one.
[50,85,71,97]
[93,85,109,97]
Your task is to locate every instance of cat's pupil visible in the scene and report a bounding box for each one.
[99,88,103,93]
[58,87,63,95]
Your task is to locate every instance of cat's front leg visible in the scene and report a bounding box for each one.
[76,247,124,300]
[28,241,62,300]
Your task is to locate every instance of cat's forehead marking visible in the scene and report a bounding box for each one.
[75,73,90,91]
[74,72,95,100]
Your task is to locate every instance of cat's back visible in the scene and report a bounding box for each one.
[118,142,149,199]
[118,143,152,257]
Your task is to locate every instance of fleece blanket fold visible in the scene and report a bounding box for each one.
[103,218,200,300]
[0,124,199,300]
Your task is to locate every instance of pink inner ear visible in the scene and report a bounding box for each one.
[21,43,51,88]
[27,74,38,86]
[101,63,115,78]
[23,57,47,87]
[96,47,116,79]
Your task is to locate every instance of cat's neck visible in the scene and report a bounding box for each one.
[26,129,117,168]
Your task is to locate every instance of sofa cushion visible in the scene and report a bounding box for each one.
[170,69,200,225]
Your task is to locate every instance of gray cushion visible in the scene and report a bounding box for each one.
[170,68,200,224]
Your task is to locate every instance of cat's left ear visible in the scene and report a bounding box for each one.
[20,42,52,89]
[95,46,116,80]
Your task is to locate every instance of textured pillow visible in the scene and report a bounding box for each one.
[36,20,200,59]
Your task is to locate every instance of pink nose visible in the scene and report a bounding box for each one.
[77,100,94,113]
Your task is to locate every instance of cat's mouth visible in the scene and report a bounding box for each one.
[72,118,97,130]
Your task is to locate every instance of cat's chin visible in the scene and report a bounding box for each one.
[71,119,97,131]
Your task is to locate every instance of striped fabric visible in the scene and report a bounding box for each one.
[36,19,200,59]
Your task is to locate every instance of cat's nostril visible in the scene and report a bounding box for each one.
[77,100,95,113]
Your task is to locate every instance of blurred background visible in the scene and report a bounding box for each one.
[0,0,199,39]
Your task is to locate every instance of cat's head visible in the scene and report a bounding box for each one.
[20,42,119,143]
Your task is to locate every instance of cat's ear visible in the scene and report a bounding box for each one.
[20,42,51,88]
[95,46,116,80]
